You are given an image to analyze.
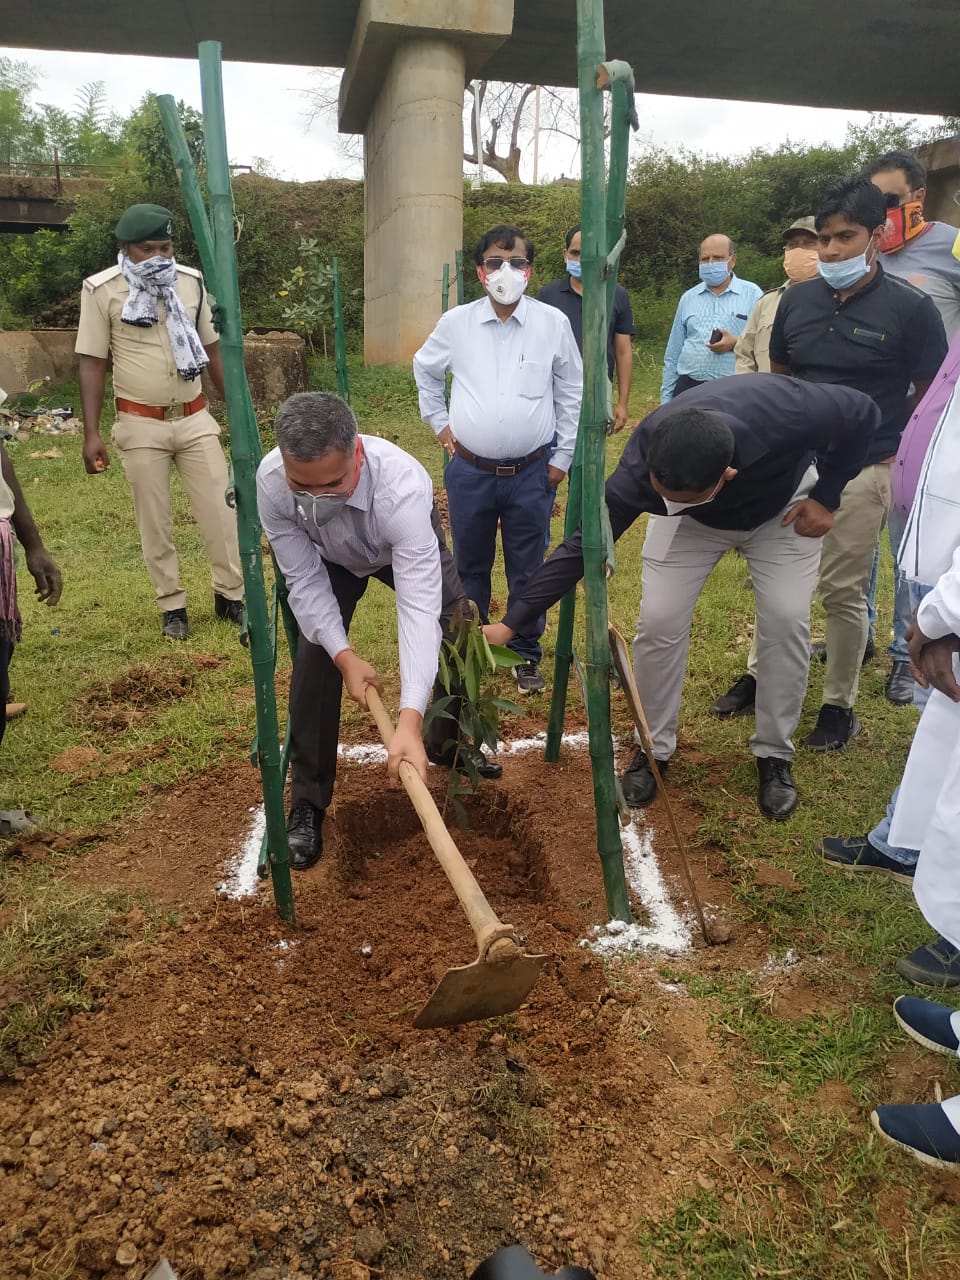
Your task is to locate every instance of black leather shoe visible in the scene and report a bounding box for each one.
[426,745,503,780]
[885,660,915,706]
[621,749,668,808]
[756,757,798,820]
[286,803,323,870]
[803,703,862,753]
[712,673,756,718]
[214,593,249,647]
[161,608,189,640]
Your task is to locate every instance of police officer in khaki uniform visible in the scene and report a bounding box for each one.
[76,203,244,640]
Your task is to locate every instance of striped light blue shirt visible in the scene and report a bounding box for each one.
[660,274,763,402]
[257,436,442,716]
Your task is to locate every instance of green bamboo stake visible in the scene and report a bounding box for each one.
[544,428,584,762]
[575,0,630,921]
[455,249,465,304]
[546,60,635,765]
[159,44,296,925]
[332,256,350,403]
[441,261,450,313]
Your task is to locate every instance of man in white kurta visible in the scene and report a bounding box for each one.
[870,540,960,1168]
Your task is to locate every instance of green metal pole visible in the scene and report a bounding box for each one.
[333,256,350,403]
[455,249,465,304]
[575,0,630,921]
[544,428,584,762]
[156,97,217,274]
[188,42,295,924]
[546,72,634,765]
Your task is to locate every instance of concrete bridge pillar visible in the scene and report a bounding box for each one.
[339,0,514,365]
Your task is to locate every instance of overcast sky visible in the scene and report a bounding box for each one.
[3,47,944,182]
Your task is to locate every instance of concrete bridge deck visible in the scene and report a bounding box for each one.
[7,0,960,114]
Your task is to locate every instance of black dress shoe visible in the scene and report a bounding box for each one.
[214,593,249,647]
[756,757,798,820]
[885,660,915,706]
[802,703,862,752]
[621,749,668,808]
[426,745,503,780]
[286,803,323,870]
[712,672,756,718]
[161,608,189,640]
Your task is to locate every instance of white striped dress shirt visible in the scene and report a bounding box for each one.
[413,294,583,470]
[256,436,442,715]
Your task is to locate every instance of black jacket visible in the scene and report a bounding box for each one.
[502,373,880,634]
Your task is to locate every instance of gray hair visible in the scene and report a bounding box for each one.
[275,392,358,461]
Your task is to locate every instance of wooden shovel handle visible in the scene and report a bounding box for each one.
[365,686,520,961]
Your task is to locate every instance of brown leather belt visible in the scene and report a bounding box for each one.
[116,394,206,421]
[453,441,549,477]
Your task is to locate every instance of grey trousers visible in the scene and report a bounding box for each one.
[634,502,823,762]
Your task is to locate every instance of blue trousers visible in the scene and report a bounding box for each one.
[444,452,555,664]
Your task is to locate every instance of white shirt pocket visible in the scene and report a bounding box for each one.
[517,359,551,399]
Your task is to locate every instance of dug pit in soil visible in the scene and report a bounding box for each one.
[1,746,753,1279]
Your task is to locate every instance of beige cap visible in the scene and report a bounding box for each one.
[782,216,817,242]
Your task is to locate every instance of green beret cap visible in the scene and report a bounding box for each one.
[114,203,175,243]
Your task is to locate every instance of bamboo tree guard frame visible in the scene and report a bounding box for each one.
[157,44,296,925]
[545,1,637,921]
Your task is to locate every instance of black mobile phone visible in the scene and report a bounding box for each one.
[709,328,723,344]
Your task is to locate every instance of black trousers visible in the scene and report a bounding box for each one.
[672,374,705,397]
[288,507,466,812]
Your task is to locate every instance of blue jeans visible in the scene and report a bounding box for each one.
[869,786,918,868]
[445,452,555,665]
[865,506,913,662]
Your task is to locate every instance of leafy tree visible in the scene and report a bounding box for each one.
[0,57,46,168]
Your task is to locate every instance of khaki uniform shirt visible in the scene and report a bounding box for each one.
[75,264,218,407]
[734,283,788,375]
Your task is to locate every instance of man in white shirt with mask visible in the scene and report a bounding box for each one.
[257,392,498,871]
[413,226,582,696]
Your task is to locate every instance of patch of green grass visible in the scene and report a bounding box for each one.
[0,870,152,1074]
[636,1099,960,1280]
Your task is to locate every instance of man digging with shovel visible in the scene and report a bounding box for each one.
[484,374,881,819]
[257,392,500,871]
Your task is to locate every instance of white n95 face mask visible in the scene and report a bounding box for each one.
[661,477,724,516]
[484,263,529,305]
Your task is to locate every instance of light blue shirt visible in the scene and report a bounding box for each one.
[257,437,442,716]
[413,294,583,471]
[660,274,763,402]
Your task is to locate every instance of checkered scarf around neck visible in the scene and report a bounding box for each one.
[118,253,209,381]
[0,520,22,646]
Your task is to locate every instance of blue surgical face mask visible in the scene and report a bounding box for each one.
[698,260,731,287]
[817,249,874,291]
[566,257,582,279]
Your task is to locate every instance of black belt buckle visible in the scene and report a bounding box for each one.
[495,462,519,477]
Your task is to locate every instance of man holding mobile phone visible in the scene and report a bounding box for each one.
[660,233,762,402]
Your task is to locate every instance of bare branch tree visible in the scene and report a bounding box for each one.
[301,70,584,184]
[464,80,582,184]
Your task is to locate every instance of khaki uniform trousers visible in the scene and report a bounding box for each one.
[111,407,243,612]
[635,495,823,763]
[816,463,892,709]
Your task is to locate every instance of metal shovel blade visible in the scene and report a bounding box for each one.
[413,951,549,1029]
